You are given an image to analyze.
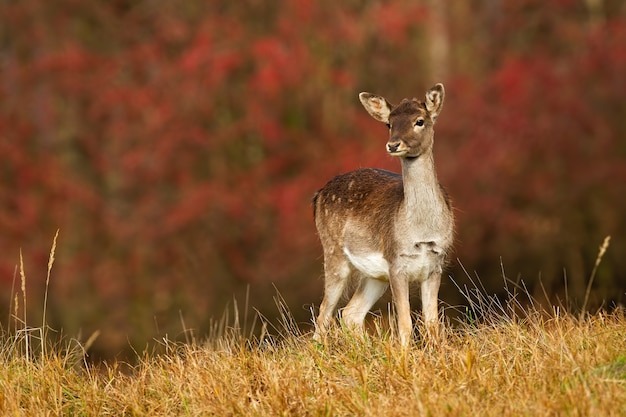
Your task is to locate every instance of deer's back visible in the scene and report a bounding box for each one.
[313,167,402,213]
[313,168,403,249]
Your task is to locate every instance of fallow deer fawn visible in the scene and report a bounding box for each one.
[312,83,454,345]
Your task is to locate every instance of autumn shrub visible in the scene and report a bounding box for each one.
[1,0,625,357]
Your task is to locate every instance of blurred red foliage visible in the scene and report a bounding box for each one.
[1,0,625,357]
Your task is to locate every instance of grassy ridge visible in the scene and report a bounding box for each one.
[3,235,624,415]
[2,308,626,416]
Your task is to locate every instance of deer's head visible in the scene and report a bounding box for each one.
[359,84,445,158]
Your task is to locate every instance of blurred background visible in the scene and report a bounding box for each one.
[1,0,625,360]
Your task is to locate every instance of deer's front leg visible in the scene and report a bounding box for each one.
[421,269,442,338]
[389,271,412,346]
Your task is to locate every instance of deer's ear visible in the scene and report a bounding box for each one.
[425,83,445,121]
[359,93,392,124]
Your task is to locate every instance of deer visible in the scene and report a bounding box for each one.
[312,83,454,346]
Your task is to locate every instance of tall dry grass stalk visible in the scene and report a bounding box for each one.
[41,229,59,355]
[581,235,611,317]
[6,232,60,364]
[18,248,29,362]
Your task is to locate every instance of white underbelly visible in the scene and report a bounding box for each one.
[344,247,441,283]
[343,248,390,279]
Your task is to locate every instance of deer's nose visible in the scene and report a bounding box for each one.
[387,142,400,153]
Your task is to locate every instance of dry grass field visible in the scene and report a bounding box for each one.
[2,301,626,416]
[2,237,625,415]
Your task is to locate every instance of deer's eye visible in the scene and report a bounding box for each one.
[415,119,425,127]
[386,123,391,130]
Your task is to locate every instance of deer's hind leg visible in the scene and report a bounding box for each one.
[314,251,352,340]
[342,275,389,331]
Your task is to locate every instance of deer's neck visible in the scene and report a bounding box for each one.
[400,151,443,213]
